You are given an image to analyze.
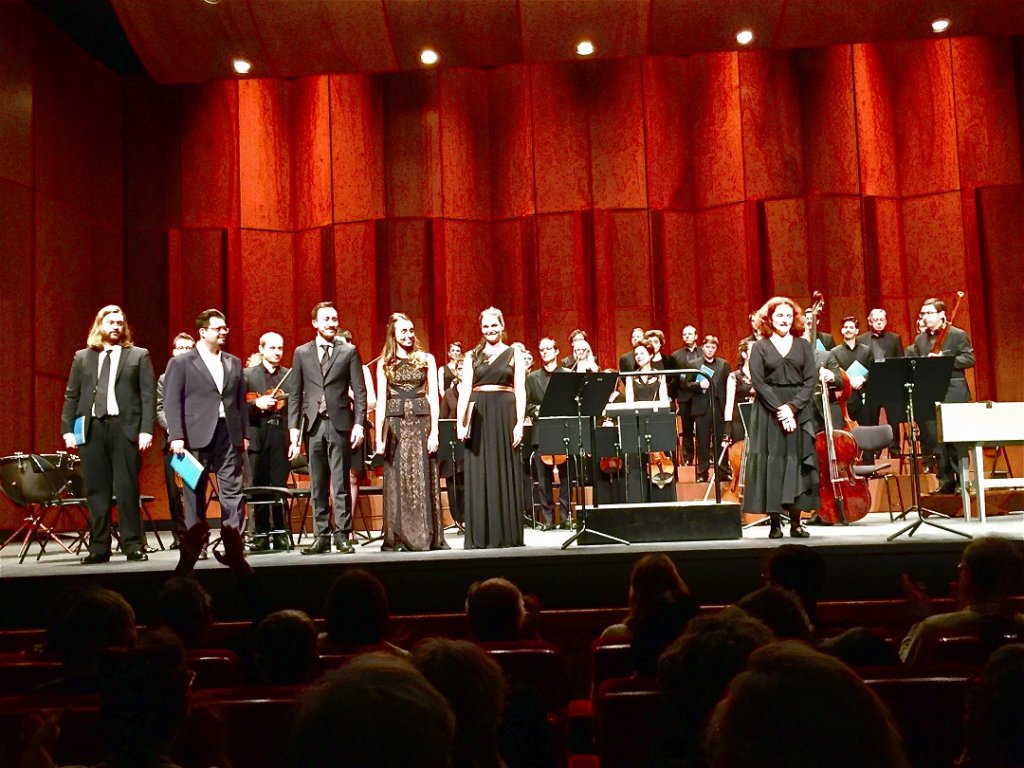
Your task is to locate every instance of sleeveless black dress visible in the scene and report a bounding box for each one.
[464,347,524,548]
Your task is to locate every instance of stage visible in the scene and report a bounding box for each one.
[1,510,1020,630]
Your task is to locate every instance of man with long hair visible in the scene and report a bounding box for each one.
[61,305,156,564]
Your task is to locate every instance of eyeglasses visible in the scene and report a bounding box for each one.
[538,346,556,352]
[205,325,230,334]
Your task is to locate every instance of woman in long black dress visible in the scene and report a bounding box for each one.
[742,297,819,539]
[624,340,676,502]
[456,307,526,549]
[374,313,447,551]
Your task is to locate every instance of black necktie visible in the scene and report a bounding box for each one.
[95,350,112,418]
[318,345,331,414]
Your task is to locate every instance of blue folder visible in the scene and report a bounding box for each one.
[170,450,204,490]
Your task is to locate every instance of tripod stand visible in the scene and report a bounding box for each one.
[870,357,971,541]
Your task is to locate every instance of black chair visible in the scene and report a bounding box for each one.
[851,425,904,520]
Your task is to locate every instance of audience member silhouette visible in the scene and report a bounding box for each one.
[253,609,319,686]
[38,586,136,695]
[319,568,405,655]
[900,536,1024,664]
[736,586,813,642]
[705,641,909,768]
[156,577,213,649]
[630,590,700,678]
[601,553,691,641]
[466,578,528,643]
[411,638,509,768]
[288,654,455,768]
[765,544,826,632]
[654,608,774,768]
[959,643,1024,768]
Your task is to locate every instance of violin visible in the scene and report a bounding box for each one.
[540,453,567,467]
[246,389,287,411]
[648,451,675,488]
[599,455,624,475]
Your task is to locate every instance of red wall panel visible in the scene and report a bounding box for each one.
[177,229,226,330]
[656,210,698,344]
[382,72,442,219]
[123,229,170,370]
[292,228,327,340]
[0,181,33,459]
[240,229,295,358]
[587,59,648,211]
[333,221,379,353]
[439,69,491,221]
[689,53,744,210]
[489,66,535,220]
[901,192,967,315]
[490,218,533,346]
[530,63,592,214]
[534,212,591,344]
[739,50,805,201]
[292,77,333,231]
[180,81,240,228]
[330,74,385,223]
[0,3,33,188]
[808,196,866,327]
[799,46,859,196]
[863,197,912,340]
[123,78,183,231]
[439,219,497,349]
[853,44,900,198]
[695,205,752,345]
[643,57,693,211]
[592,209,651,364]
[762,197,809,299]
[239,79,292,231]
[378,220,434,342]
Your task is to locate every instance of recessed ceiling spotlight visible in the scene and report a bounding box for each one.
[202,0,222,5]
[931,18,951,33]
[420,48,439,66]
[736,29,754,45]
[576,40,595,57]
[232,58,252,75]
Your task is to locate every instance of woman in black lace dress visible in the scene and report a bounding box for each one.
[457,307,526,549]
[374,313,446,551]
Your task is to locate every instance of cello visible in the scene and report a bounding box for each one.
[807,293,871,524]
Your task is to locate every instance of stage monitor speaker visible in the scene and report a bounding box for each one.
[577,501,741,544]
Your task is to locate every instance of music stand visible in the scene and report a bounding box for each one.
[866,357,970,541]
[540,372,628,548]
[437,419,464,534]
[617,408,677,503]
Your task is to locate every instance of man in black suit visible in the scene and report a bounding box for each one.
[245,331,291,552]
[288,301,367,555]
[164,308,250,575]
[911,297,975,494]
[828,317,873,425]
[617,327,644,372]
[671,325,701,465]
[526,337,573,530]
[61,305,156,564]
[690,336,731,483]
[156,332,194,550]
[857,307,904,456]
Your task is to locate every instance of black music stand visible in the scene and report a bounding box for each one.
[541,372,628,548]
[437,419,465,535]
[617,408,677,503]
[535,416,588,526]
[867,357,970,541]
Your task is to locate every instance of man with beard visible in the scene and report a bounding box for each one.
[245,332,291,552]
[526,338,573,530]
[62,305,156,564]
[828,317,873,425]
[164,309,250,575]
[288,302,367,554]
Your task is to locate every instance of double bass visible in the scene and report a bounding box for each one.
[807,292,870,524]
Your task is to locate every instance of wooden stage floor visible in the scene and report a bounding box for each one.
[1,510,1021,630]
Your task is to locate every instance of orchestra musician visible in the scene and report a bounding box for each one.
[438,343,464,524]
[61,305,156,565]
[287,302,367,555]
[618,327,645,372]
[156,333,194,551]
[857,308,904,460]
[803,308,835,350]
[671,325,702,466]
[743,297,820,540]
[911,297,975,494]
[526,337,573,530]
[560,329,589,369]
[244,332,291,552]
[164,309,251,575]
[624,339,676,503]
[569,338,600,373]
[827,317,873,425]
[722,340,755,447]
[691,335,731,483]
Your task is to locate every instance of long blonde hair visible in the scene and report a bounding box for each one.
[86,305,134,350]
[472,307,507,356]
[381,313,428,377]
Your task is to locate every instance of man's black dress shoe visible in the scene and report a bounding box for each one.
[336,539,356,555]
[936,481,957,495]
[790,526,810,539]
[250,535,271,553]
[272,533,291,551]
[126,551,149,562]
[768,527,783,540]
[81,553,110,565]
[302,537,332,555]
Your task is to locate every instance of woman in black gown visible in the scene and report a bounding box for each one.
[374,313,446,551]
[624,340,676,503]
[742,297,819,539]
[456,307,526,548]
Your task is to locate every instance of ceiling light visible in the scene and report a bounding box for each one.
[736,29,754,45]
[232,58,252,75]
[420,48,439,66]
[202,0,222,5]
[931,18,951,33]
[576,40,595,57]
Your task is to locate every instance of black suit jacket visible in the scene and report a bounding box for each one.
[61,346,156,442]
[689,357,731,417]
[618,352,636,373]
[910,326,974,403]
[857,330,903,361]
[828,342,873,413]
[163,348,247,449]
[288,338,367,435]
[244,363,290,452]
[671,346,703,403]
